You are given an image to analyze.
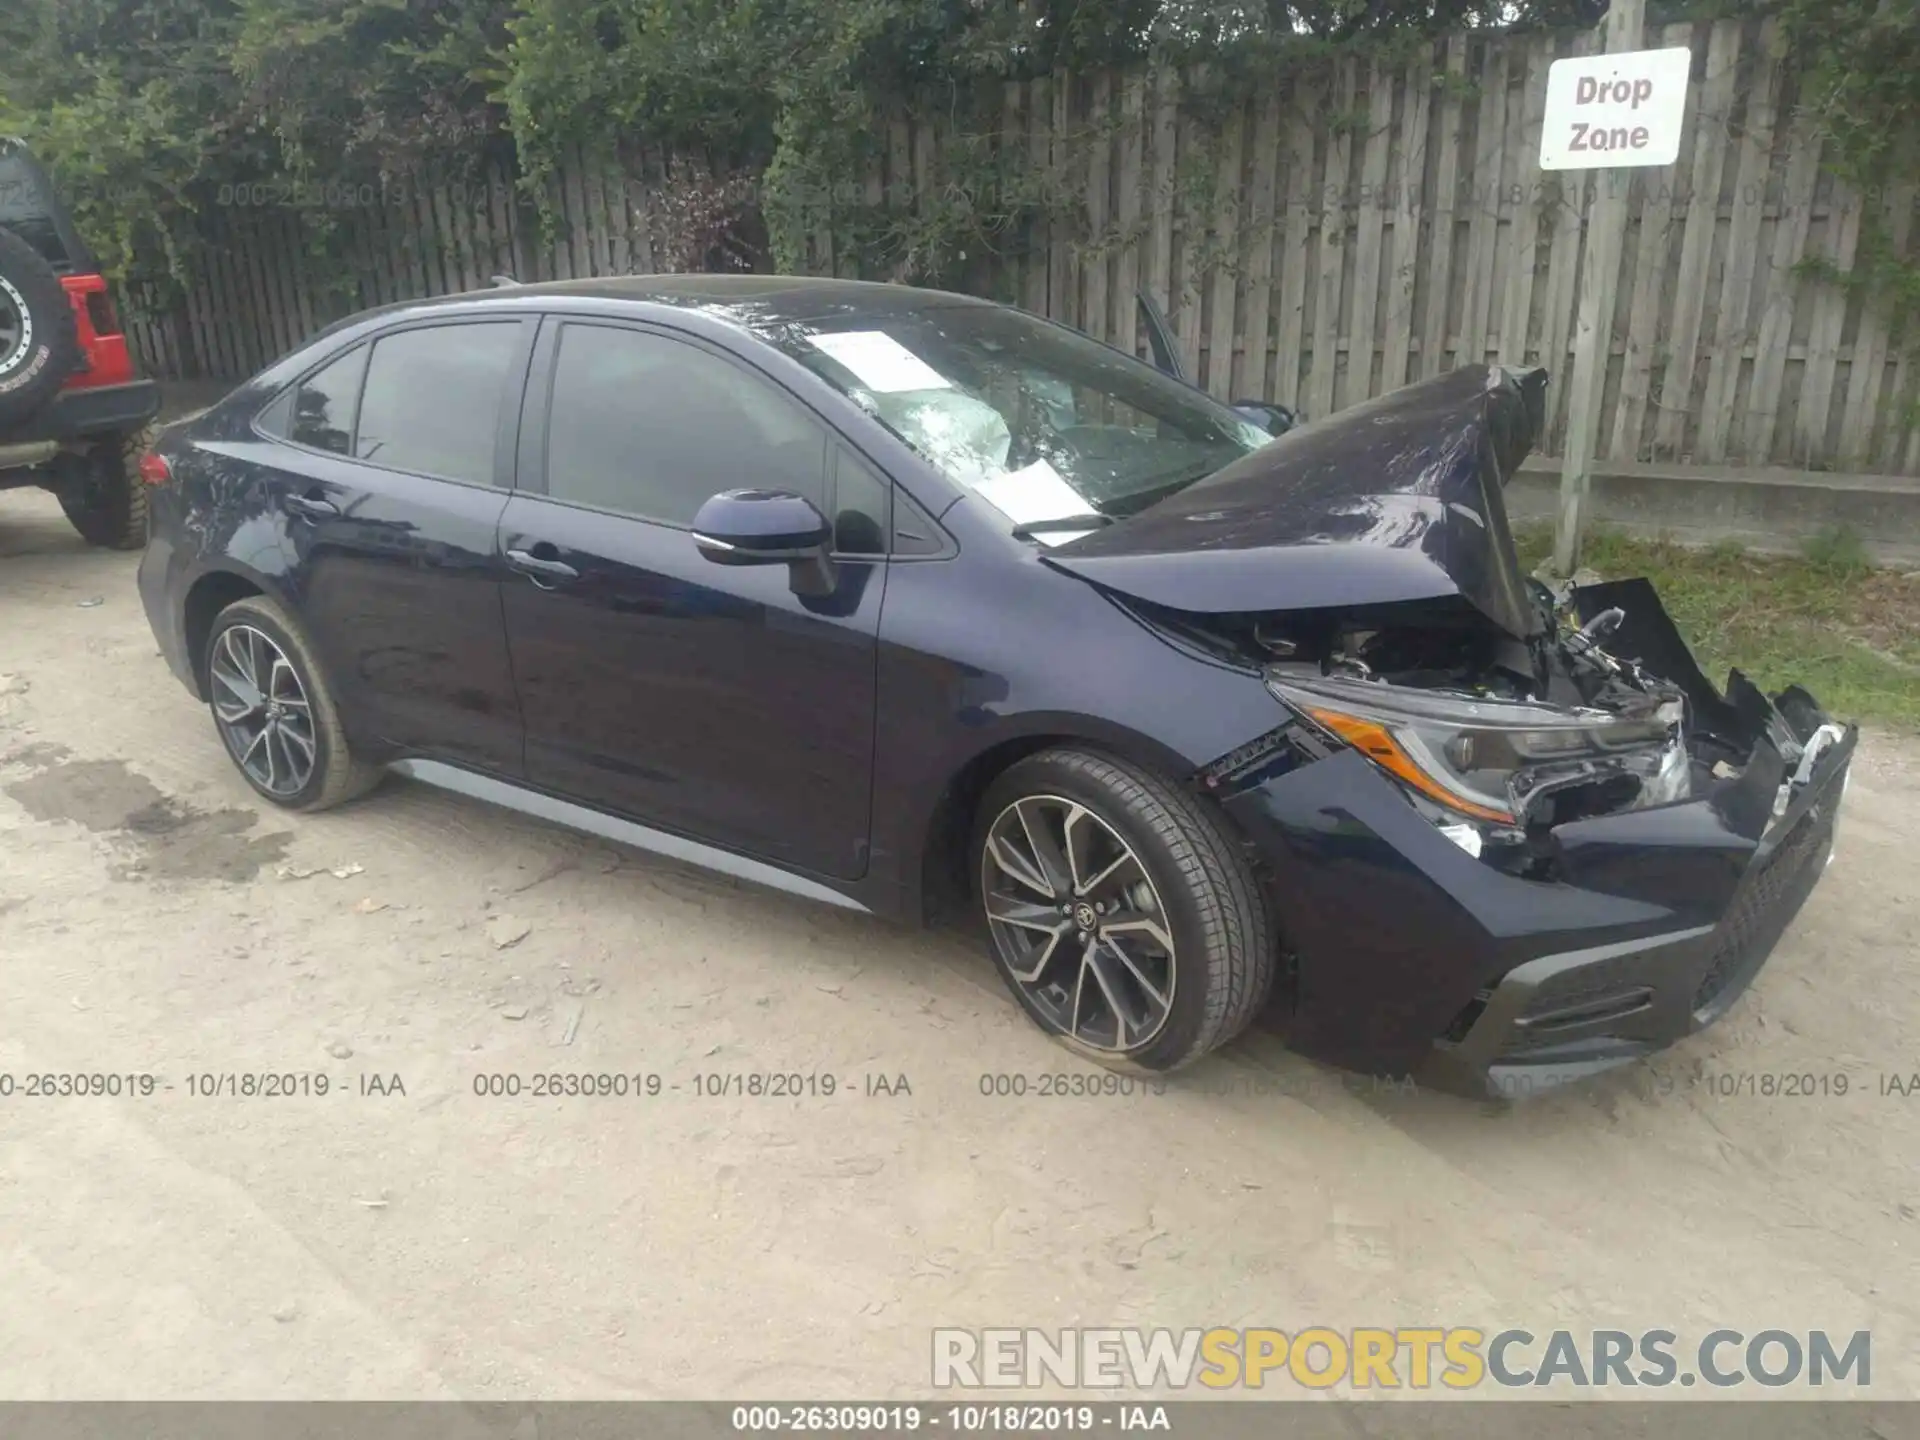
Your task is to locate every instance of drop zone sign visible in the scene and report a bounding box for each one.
[1540,46,1692,169]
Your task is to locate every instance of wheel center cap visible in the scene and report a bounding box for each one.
[1072,902,1098,931]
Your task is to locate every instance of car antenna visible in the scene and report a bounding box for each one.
[490,273,520,287]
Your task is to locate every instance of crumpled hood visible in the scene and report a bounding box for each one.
[1043,364,1551,639]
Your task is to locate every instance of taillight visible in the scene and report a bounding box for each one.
[138,452,172,486]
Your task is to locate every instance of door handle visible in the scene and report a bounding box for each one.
[506,547,579,585]
[285,491,339,519]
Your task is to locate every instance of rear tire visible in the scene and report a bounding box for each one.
[204,595,383,812]
[55,424,153,550]
[972,747,1276,1072]
[0,225,80,425]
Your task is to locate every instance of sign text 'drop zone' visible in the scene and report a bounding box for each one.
[1539,47,1692,170]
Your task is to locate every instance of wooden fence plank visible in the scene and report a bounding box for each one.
[1459,41,1507,372]
[1085,73,1112,347]
[1837,185,1915,464]
[1698,19,1783,461]
[1204,97,1243,399]
[403,180,434,294]
[205,224,249,376]
[1111,74,1147,355]
[269,214,305,353]
[1418,35,1468,378]
[239,217,280,363]
[1049,76,1076,329]
[1027,77,1054,314]
[1271,74,1317,408]
[625,152,652,275]
[1795,181,1860,465]
[1144,69,1176,328]
[1240,90,1281,400]
[1380,52,1430,391]
[1000,83,1027,305]
[1499,35,1552,368]
[1172,71,1205,383]
[1536,35,1598,444]
[1307,58,1355,418]
[1345,60,1394,408]
[566,149,595,279]
[1742,118,1822,460]
[586,159,613,277]
[1876,194,1920,470]
[1653,20,1742,459]
[181,268,213,379]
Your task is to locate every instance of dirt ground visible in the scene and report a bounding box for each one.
[3,482,1919,1401]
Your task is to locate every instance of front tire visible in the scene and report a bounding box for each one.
[972,747,1276,1072]
[204,596,382,812]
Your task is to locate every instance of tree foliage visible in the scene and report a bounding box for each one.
[1,0,1915,331]
[1777,0,1920,339]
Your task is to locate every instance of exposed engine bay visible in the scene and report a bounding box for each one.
[1140,575,1846,869]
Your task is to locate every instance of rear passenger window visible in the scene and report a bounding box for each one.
[544,323,827,525]
[262,344,368,455]
[354,322,522,485]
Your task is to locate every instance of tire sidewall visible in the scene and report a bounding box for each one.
[0,226,80,420]
[205,599,338,810]
[973,752,1226,1073]
[0,271,44,381]
[56,429,150,550]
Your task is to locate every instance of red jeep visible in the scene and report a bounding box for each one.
[0,137,162,548]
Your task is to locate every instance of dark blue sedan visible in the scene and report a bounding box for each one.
[135,276,1854,1096]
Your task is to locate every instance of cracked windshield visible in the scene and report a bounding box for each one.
[776,307,1273,540]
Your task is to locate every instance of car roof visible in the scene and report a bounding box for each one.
[398,273,997,328]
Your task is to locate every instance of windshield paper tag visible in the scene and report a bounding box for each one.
[974,459,1095,541]
[806,331,952,393]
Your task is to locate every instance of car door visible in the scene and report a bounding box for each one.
[250,315,534,775]
[498,317,885,881]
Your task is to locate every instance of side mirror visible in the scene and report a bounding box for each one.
[1231,400,1298,436]
[692,488,835,596]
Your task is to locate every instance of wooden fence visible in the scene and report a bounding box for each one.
[122,16,1920,475]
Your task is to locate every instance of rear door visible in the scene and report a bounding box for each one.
[250,316,534,774]
[498,317,884,880]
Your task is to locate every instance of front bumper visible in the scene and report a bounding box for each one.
[1417,740,1845,1098]
[1215,584,1854,1099]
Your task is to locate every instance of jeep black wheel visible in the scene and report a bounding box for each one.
[55,424,153,550]
[973,747,1277,1072]
[0,225,80,426]
[205,595,382,812]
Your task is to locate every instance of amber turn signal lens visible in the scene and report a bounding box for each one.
[1304,706,1516,825]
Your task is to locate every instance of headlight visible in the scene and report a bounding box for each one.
[1265,670,1682,826]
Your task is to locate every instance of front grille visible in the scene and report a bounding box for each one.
[1692,810,1834,1011]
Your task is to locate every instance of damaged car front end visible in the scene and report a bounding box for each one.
[1044,364,1854,1097]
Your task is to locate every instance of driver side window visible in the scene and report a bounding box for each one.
[544,323,829,526]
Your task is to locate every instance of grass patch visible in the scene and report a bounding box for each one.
[1515,527,1920,732]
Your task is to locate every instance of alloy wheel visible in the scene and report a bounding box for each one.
[980,794,1176,1054]
[0,276,29,374]
[209,624,317,798]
